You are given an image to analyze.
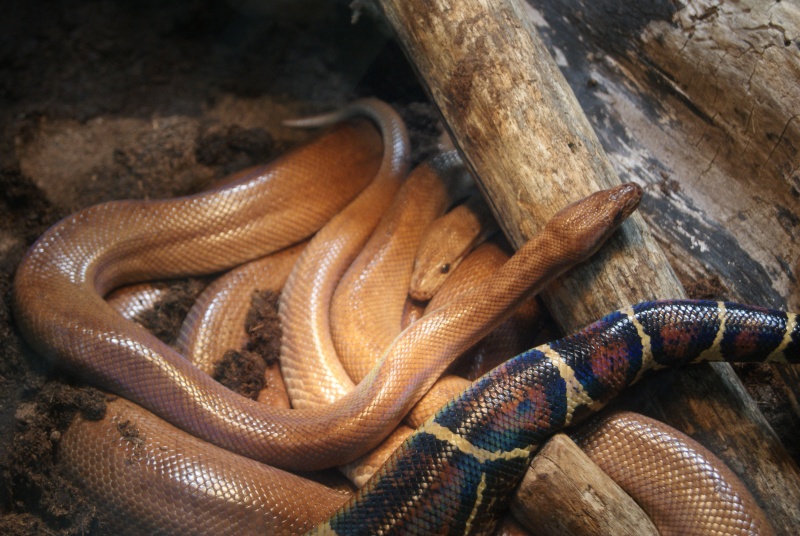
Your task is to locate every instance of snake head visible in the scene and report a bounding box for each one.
[544,183,643,262]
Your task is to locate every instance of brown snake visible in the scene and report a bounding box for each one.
[48,173,640,534]
[329,152,469,384]
[14,97,764,534]
[571,410,774,536]
[13,94,637,464]
[14,99,410,470]
[324,153,469,483]
[276,108,410,409]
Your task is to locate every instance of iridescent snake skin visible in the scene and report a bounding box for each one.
[318,300,797,534]
[12,98,797,534]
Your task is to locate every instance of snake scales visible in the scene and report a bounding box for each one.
[319,299,798,534]
[12,99,797,534]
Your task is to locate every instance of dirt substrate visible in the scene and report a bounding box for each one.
[0,1,796,535]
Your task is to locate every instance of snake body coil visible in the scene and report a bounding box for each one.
[319,300,798,534]
[572,410,774,536]
[12,98,795,534]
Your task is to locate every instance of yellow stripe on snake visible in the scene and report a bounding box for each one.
[12,100,796,535]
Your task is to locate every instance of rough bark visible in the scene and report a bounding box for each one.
[511,434,659,536]
[377,0,684,324]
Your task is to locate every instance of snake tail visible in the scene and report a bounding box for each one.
[315,300,799,535]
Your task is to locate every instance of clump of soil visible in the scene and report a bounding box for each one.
[134,279,209,346]
[242,289,283,365]
[212,289,283,399]
[1,382,107,536]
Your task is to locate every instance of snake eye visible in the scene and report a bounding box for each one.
[440,263,450,274]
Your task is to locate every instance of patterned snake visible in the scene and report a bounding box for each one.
[318,300,797,534]
[12,99,796,534]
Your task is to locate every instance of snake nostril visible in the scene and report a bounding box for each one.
[440,263,451,274]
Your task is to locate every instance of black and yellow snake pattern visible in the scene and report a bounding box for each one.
[314,299,798,535]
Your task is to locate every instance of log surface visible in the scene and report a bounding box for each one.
[511,433,659,536]
[378,0,684,325]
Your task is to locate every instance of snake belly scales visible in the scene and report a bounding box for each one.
[12,99,798,535]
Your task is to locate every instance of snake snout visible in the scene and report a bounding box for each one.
[610,182,643,224]
[547,183,642,261]
[568,183,641,228]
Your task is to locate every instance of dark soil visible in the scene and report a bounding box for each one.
[0,1,795,535]
[134,278,210,345]
[212,289,283,398]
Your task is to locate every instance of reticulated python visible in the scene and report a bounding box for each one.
[12,99,796,534]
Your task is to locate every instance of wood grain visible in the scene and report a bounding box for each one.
[511,433,659,536]
[377,0,683,324]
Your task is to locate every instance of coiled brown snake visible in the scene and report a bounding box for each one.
[13,97,772,535]
[47,173,641,534]
[571,410,773,536]
[14,94,632,466]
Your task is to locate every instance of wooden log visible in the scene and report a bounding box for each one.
[524,1,800,530]
[374,0,800,532]
[376,0,683,323]
[510,433,659,536]
[492,515,532,536]
[524,0,800,467]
